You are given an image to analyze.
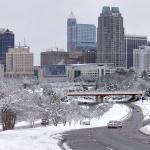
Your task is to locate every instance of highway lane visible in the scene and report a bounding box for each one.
[61,104,150,150]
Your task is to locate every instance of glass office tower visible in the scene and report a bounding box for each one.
[0,29,14,66]
[67,12,96,52]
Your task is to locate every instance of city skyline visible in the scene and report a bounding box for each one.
[0,0,150,65]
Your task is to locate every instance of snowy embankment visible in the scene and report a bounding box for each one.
[140,125,150,136]
[135,100,150,121]
[135,99,150,135]
[0,104,130,150]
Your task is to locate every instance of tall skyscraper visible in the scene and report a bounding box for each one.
[0,28,14,66]
[97,6,125,67]
[67,12,77,52]
[67,12,96,52]
[125,34,147,69]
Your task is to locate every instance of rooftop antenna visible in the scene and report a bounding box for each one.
[69,8,75,19]
[19,42,21,47]
[23,37,26,46]
[54,41,58,51]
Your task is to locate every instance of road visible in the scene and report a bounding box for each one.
[61,104,150,150]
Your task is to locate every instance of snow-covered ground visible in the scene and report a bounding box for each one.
[140,125,150,136]
[135,99,150,121]
[0,104,130,150]
[135,99,150,135]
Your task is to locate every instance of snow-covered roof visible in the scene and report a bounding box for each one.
[0,28,13,34]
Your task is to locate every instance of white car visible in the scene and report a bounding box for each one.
[107,120,122,128]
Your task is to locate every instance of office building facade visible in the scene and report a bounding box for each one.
[0,28,14,66]
[6,46,34,77]
[67,12,96,52]
[66,63,115,82]
[86,49,96,63]
[125,34,147,69]
[97,6,125,67]
[133,46,150,72]
[41,49,69,67]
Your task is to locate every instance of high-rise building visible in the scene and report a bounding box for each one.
[125,34,147,69]
[97,6,125,67]
[67,12,96,52]
[67,12,77,52]
[0,28,14,65]
[6,46,34,77]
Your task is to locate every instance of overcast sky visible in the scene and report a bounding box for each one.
[0,0,150,65]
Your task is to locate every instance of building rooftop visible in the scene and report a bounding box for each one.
[102,6,120,15]
[0,28,13,34]
[126,34,147,39]
[111,7,119,13]
[45,48,65,52]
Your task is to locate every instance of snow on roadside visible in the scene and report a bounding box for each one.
[134,98,150,135]
[0,104,130,150]
[90,104,130,127]
[140,125,150,136]
[134,99,150,120]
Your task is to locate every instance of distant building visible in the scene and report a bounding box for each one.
[43,65,67,82]
[125,34,147,69]
[41,63,116,82]
[97,6,125,67]
[67,12,96,52]
[66,63,115,82]
[34,66,43,81]
[147,41,150,46]
[0,28,14,66]
[68,50,87,64]
[133,46,150,72]
[0,64,4,78]
[41,49,90,67]
[86,49,96,63]
[5,46,34,77]
[41,49,68,67]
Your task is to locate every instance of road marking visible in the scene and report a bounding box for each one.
[106,146,113,150]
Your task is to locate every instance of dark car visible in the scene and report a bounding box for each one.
[41,119,49,126]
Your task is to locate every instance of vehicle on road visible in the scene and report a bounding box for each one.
[41,118,49,126]
[80,119,90,125]
[107,120,122,128]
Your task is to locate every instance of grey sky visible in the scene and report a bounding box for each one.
[0,0,150,65]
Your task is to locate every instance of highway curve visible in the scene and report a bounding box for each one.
[61,104,150,150]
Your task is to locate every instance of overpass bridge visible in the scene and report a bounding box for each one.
[66,91,144,103]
